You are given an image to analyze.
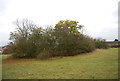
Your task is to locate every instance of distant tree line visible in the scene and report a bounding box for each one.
[9,19,109,59]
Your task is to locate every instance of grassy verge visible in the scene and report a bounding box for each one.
[2,48,118,79]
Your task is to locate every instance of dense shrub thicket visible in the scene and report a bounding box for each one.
[94,38,109,49]
[10,19,108,59]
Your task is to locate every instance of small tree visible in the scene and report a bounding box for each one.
[52,20,95,56]
[114,39,119,41]
[10,19,39,58]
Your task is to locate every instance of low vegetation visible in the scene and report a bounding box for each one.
[9,19,109,59]
[2,48,118,79]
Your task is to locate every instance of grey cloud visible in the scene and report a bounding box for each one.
[0,32,9,46]
[92,27,118,41]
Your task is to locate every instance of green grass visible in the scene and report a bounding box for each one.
[0,54,12,60]
[2,48,118,79]
[0,54,12,79]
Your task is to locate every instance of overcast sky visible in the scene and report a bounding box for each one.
[0,0,119,46]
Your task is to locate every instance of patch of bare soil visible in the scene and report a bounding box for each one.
[2,58,35,64]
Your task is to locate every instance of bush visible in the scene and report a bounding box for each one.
[37,50,53,59]
[50,34,95,56]
[94,38,109,49]
[76,36,95,53]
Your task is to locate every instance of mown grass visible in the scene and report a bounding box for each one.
[0,54,12,79]
[2,48,118,79]
[0,54,12,61]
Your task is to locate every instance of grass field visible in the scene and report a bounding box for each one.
[0,54,12,60]
[2,48,118,79]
